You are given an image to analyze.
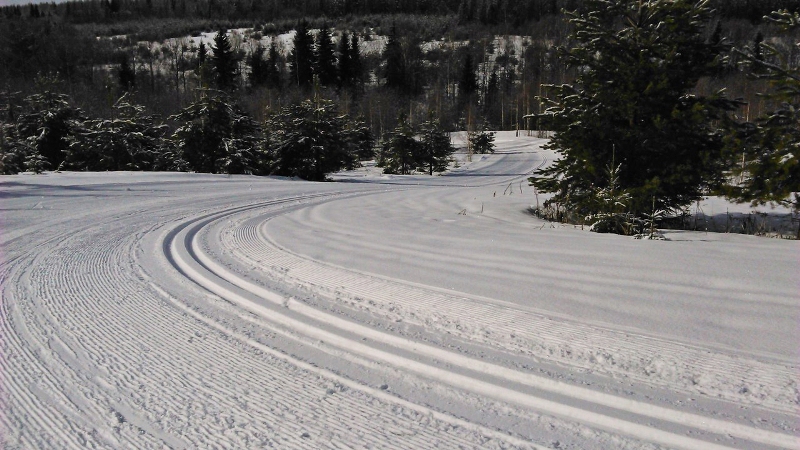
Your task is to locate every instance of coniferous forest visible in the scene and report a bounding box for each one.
[1,0,798,231]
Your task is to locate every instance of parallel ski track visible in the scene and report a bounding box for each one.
[236,207,799,414]
[168,195,797,450]
[2,191,545,449]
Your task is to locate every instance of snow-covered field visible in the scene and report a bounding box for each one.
[1,132,797,449]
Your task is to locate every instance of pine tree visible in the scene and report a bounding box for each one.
[13,91,83,170]
[727,10,800,218]
[265,41,282,89]
[197,42,207,70]
[170,93,261,174]
[290,20,314,88]
[211,29,238,91]
[380,114,419,174]
[24,147,49,174]
[264,98,366,181]
[469,125,495,154]
[484,69,500,125]
[118,54,136,92]
[404,37,426,97]
[418,116,454,175]
[337,31,352,88]
[531,0,740,222]
[383,25,406,91]
[350,33,363,85]
[248,44,268,88]
[66,96,166,171]
[314,23,337,86]
[458,51,478,103]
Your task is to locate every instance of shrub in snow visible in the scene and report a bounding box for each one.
[4,91,84,172]
[468,127,496,155]
[66,96,167,171]
[24,148,50,174]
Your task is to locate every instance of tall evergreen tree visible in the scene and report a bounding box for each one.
[248,44,268,88]
[484,69,500,122]
[458,51,478,103]
[350,33,363,85]
[290,20,314,88]
[404,37,426,97]
[118,54,136,92]
[211,29,238,91]
[197,42,207,69]
[383,25,406,91]
[314,23,337,86]
[337,31,352,88]
[265,41,282,89]
[531,0,739,223]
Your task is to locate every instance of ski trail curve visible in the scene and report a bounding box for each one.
[166,199,797,450]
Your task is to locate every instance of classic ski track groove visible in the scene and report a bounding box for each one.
[169,199,797,450]
[240,211,798,412]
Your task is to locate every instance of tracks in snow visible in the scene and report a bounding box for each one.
[2,187,548,449]
[164,192,798,450]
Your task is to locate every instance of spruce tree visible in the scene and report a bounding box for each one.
[266,41,282,89]
[248,44,268,88]
[531,0,739,222]
[290,21,314,88]
[314,23,337,86]
[66,96,166,171]
[350,33,363,86]
[170,93,261,174]
[380,115,419,174]
[418,116,454,175]
[264,98,365,181]
[383,25,406,91]
[727,10,800,218]
[469,125,496,154]
[211,29,238,91]
[404,37,426,97]
[458,51,478,103]
[14,91,83,170]
[118,54,136,92]
[197,42,207,69]
[337,31,352,88]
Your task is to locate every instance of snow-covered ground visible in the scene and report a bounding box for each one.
[1,132,798,449]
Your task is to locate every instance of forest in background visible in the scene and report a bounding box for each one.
[1,0,799,133]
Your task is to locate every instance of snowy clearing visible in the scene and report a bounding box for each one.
[1,132,798,449]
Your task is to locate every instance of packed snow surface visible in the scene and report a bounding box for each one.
[1,132,798,449]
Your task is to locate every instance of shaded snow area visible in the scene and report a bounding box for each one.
[1,132,798,449]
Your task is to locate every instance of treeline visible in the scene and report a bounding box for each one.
[0,87,466,179]
[0,89,375,179]
[3,0,799,27]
